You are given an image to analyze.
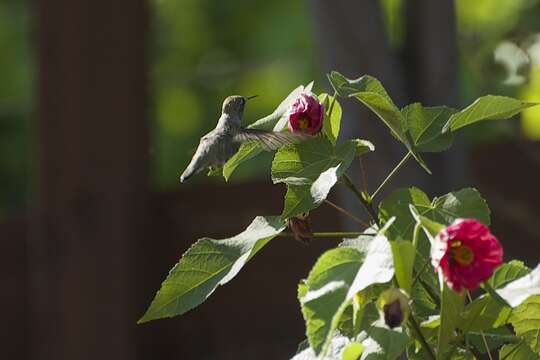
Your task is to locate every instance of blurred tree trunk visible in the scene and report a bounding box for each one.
[310,0,460,222]
[30,1,149,359]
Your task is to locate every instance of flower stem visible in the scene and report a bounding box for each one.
[342,174,380,226]
[323,199,369,227]
[279,231,371,238]
[409,315,436,360]
[371,151,413,200]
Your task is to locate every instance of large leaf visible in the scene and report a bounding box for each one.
[275,138,358,219]
[291,334,353,360]
[498,263,540,307]
[223,82,313,180]
[327,71,430,174]
[300,229,395,355]
[459,295,511,332]
[138,216,285,323]
[300,247,364,355]
[390,240,415,294]
[437,284,465,359]
[500,342,540,360]
[509,295,540,355]
[272,137,356,185]
[401,103,456,152]
[358,321,409,360]
[443,95,538,132]
[488,260,530,289]
[379,187,491,243]
[319,93,342,145]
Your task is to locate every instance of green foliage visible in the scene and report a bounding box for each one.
[138,216,285,323]
[510,295,540,355]
[142,73,540,359]
[500,341,540,360]
[444,95,538,132]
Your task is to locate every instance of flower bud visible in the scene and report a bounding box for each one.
[287,213,313,244]
[287,93,324,135]
[376,288,410,329]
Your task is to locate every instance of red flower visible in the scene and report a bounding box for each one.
[431,218,503,292]
[287,93,324,135]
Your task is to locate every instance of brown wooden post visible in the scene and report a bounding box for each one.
[30,1,149,359]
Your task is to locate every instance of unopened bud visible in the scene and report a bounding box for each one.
[287,213,313,244]
[376,288,410,329]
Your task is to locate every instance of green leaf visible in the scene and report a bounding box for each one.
[489,261,531,289]
[274,138,358,219]
[437,284,464,359]
[272,138,356,185]
[222,142,263,181]
[466,327,513,354]
[223,82,313,180]
[138,216,285,323]
[510,295,540,355]
[291,334,353,360]
[342,342,364,360]
[359,321,410,360]
[379,187,491,243]
[500,342,540,360]
[498,263,540,307]
[443,95,538,132]
[319,93,342,144]
[390,240,415,294]
[300,230,395,355]
[300,247,364,355]
[327,71,430,174]
[401,103,456,152]
[459,295,511,332]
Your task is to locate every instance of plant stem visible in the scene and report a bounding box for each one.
[409,315,436,360]
[279,231,371,238]
[323,199,369,227]
[371,151,413,200]
[467,292,494,360]
[342,174,380,226]
[359,156,369,193]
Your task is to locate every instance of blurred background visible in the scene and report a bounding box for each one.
[2,0,540,358]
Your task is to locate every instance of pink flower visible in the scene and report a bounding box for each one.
[287,93,324,135]
[431,218,503,292]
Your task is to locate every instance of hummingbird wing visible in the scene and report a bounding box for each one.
[233,129,311,151]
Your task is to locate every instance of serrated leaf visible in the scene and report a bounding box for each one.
[379,187,491,243]
[223,82,313,180]
[359,321,410,360]
[300,231,395,355]
[275,138,358,219]
[300,247,364,355]
[291,334,353,360]
[327,71,430,174]
[489,261,531,289]
[319,93,342,144]
[459,295,511,332]
[498,263,540,307]
[500,342,540,360]
[510,295,540,354]
[401,103,456,152]
[138,216,285,323]
[444,95,539,132]
[437,284,464,359]
[272,138,356,185]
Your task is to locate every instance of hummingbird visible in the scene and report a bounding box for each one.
[180,95,310,182]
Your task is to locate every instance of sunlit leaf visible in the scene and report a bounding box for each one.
[500,342,540,360]
[138,216,285,323]
[489,260,531,289]
[319,93,342,144]
[498,263,540,307]
[401,103,456,152]
[443,95,538,132]
[437,284,464,359]
[509,295,540,355]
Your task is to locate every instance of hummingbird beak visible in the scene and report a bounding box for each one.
[246,95,259,100]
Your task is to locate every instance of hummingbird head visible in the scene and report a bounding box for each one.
[222,95,247,116]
